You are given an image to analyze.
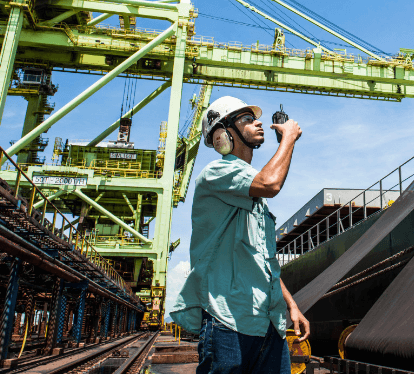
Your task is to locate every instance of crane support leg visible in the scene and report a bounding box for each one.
[16,96,43,165]
[0,259,21,361]
[2,23,176,164]
[0,1,24,126]
[152,24,187,291]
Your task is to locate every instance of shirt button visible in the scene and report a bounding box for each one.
[267,311,270,316]
[271,286,274,290]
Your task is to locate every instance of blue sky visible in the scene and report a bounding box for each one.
[1,0,413,317]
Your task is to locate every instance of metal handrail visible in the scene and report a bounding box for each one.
[277,155,414,266]
[0,146,137,301]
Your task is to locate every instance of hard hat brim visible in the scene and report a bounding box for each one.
[243,105,262,120]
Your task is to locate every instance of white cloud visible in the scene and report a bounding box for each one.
[164,260,191,318]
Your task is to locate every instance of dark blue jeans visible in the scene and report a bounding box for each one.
[197,311,291,374]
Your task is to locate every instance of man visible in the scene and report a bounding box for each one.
[171,96,309,374]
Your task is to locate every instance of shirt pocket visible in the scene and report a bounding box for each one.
[239,210,257,249]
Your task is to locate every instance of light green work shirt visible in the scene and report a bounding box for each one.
[170,154,287,338]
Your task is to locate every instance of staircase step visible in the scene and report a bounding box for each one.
[151,351,198,364]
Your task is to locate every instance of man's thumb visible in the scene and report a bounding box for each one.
[293,321,301,336]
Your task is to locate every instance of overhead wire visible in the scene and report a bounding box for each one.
[227,0,298,48]
[248,0,330,50]
[279,0,389,55]
[197,13,380,52]
[256,0,317,39]
[199,0,390,55]
[258,0,330,48]
[225,0,273,38]
[225,0,279,40]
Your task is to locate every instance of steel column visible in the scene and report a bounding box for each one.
[16,96,43,165]
[127,309,132,332]
[152,21,187,290]
[118,307,124,335]
[91,299,103,342]
[39,302,48,338]
[363,191,367,218]
[102,301,111,338]
[23,292,34,341]
[300,234,304,255]
[380,180,383,209]
[73,283,88,344]
[0,0,24,125]
[132,311,136,331]
[67,309,73,338]
[12,312,21,337]
[56,294,67,344]
[0,259,21,360]
[111,303,118,338]
[44,278,64,354]
[3,23,176,163]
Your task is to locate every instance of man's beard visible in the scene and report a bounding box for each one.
[244,132,265,146]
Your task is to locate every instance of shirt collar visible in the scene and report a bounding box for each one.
[222,154,238,162]
[222,154,250,166]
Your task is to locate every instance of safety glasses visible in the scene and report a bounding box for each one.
[234,114,256,125]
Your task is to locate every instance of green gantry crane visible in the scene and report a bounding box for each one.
[0,0,412,327]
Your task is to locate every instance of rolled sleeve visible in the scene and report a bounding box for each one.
[202,157,258,211]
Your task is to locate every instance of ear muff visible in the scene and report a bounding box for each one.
[212,127,234,155]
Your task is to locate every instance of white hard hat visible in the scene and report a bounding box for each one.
[202,96,262,148]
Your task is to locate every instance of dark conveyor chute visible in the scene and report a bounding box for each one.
[289,179,414,319]
[344,251,414,370]
[287,180,414,367]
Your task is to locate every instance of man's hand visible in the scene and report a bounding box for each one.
[288,305,310,342]
[271,119,302,141]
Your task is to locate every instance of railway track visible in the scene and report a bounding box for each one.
[112,331,159,374]
[0,332,149,374]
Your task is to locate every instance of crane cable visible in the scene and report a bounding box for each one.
[247,0,331,50]
[226,0,297,48]
[120,74,138,121]
[279,0,389,55]
[120,75,128,118]
[201,0,391,55]
[256,0,319,41]
[197,13,379,52]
